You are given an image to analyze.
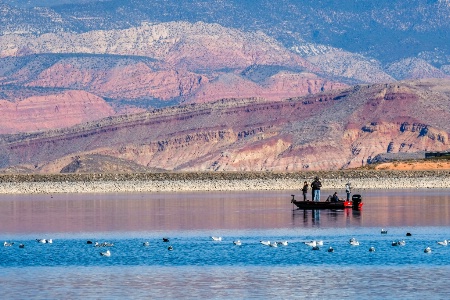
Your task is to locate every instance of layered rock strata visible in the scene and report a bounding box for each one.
[0,90,115,134]
[0,79,449,172]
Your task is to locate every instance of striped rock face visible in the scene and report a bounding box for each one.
[1,79,449,173]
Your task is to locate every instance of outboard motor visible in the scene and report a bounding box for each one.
[352,194,362,209]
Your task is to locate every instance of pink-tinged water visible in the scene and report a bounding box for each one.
[1,189,450,234]
[1,189,450,299]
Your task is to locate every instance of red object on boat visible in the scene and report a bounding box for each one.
[343,201,353,208]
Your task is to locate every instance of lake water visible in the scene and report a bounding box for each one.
[1,189,450,299]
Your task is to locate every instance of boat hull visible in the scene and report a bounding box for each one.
[292,200,351,210]
[291,194,363,210]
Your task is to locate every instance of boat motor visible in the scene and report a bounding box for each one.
[352,194,362,209]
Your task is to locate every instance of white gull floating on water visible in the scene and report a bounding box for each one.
[95,242,114,247]
[36,239,52,244]
[233,240,242,246]
[260,240,271,246]
[304,240,317,247]
[392,240,406,246]
[424,247,431,253]
[100,250,111,257]
[349,238,360,246]
[437,240,448,246]
[304,240,323,247]
[211,236,222,241]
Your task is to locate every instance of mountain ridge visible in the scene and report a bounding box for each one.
[1,1,450,172]
[1,18,448,127]
[1,79,449,172]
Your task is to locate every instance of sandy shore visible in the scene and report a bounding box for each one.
[0,170,449,194]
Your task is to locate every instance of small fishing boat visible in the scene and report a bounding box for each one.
[291,194,363,210]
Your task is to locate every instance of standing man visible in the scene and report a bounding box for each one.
[301,181,309,201]
[311,176,322,202]
[345,182,351,201]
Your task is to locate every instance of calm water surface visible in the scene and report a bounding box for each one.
[1,189,450,299]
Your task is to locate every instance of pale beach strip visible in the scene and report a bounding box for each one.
[0,170,449,194]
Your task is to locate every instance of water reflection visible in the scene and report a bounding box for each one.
[0,189,449,234]
[292,208,362,228]
[3,266,450,299]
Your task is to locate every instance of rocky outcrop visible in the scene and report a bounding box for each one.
[27,60,207,102]
[58,154,166,173]
[0,90,115,134]
[189,72,347,103]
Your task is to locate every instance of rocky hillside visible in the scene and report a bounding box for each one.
[1,1,450,172]
[3,1,450,66]
[0,22,346,131]
[0,87,115,134]
[1,79,449,173]
[1,1,450,133]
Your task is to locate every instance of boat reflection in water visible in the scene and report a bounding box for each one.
[293,207,362,228]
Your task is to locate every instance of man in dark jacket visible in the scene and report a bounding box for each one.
[311,177,322,202]
[301,181,309,201]
[331,192,339,202]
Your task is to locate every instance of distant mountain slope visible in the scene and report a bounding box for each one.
[0,22,310,70]
[2,0,450,65]
[2,17,448,125]
[0,53,203,107]
[385,58,449,80]
[1,79,449,172]
[1,1,450,123]
[0,22,348,123]
[1,2,450,85]
[0,87,115,134]
[297,48,394,84]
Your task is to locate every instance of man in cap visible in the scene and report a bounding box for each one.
[345,182,351,201]
[311,176,322,202]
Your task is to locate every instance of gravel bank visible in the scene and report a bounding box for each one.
[0,170,449,194]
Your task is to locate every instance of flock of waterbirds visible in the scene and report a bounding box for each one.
[3,229,448,256]
[224,230,447,254]
[3,238,52,249]
[2,237,165,256]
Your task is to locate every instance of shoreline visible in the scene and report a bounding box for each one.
[0,170,450,194]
